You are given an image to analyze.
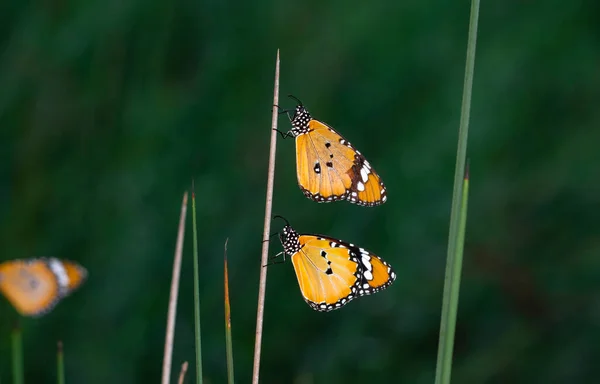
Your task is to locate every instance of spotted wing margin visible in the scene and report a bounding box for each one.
[295,120,387,206]
[352,245,397,294]
[347,153,388,206]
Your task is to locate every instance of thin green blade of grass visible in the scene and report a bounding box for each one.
[252,49,280,384]
[224,238,235,384]
[57,341,65,384]
[11,324,23,384]
[434,0,480,381]
[161,192,189,384]
[191,182,203,384]
[436,162,471,384]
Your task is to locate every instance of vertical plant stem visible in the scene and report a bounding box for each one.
[434,0,479,379]
[177,362,189,384]
[161,192,189,384]
[11,324,23,384]
[224,239,235,384]
[252,49,280,384]
[57,341,65,384]
[436,163,471,384]
[192,181,203,384]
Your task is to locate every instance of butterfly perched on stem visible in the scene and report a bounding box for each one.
[0,258,87,317]
[276,96,388,206]
[270,216,396,312]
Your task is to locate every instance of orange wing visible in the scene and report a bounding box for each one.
[0,258,87,317]
[287,104,387,207]
[286,233,396,312]
[60,259,88,295]
[352,245,396,293]
[0,259,61,316]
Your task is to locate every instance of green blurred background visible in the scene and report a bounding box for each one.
[1,0,599,382]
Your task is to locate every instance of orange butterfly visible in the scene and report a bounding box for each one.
[271,216,396,311]
[277,96,387,206]
[0,258,87,317]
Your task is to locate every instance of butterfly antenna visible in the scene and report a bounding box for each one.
[287,94,303,106]
[272,215,290,227]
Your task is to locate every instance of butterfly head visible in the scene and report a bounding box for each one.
[290,105,311,132]
[274,215,301,256]
[279,225,301,256]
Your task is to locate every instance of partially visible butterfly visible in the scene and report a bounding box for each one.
[277,95,387,207]
[0,258,87,317]
[270,216,396,312]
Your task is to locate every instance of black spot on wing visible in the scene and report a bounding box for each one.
[313,162,321,174]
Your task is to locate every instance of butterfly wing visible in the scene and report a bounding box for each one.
[0,258,87,317]
[60,259,88,295]
[295,120,387,206]
[0,259,61,316]
[353,246,397,293]
[291,235,396,311]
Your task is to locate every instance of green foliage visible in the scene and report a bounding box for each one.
[57,342,65,384]
[435,0,478,381]
[10,327,23,384]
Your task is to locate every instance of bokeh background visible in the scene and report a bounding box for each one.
[1,0,599,382]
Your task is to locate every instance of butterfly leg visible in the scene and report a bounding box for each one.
[263,251,286,267]
[273,104,294,121]
[273,129,292,139]
[261,232,279,243]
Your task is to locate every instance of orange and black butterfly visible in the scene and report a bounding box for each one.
[277,96,387,207]
[271,216,396,312]
[0,258,87,317]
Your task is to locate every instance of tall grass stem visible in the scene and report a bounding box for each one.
[224,239,235,384]
[161,192,189,384]
[252,49,280,384]
[57,341,65,384]
[177,362,189,384]
[434,0,480,380]
[11,325,23,384]
[192,181,204,384]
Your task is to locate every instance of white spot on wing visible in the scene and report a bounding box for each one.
[360,167,369,182]
[357,182,365,191]
[48,258,69,291]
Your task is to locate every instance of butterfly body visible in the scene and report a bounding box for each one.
[0,258,87,317]
[283,103,387,207]
[278,222,396,312]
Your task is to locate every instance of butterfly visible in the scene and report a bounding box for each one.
[271,216,396,312]
[0,258,87,317]
[277,95,387,207]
